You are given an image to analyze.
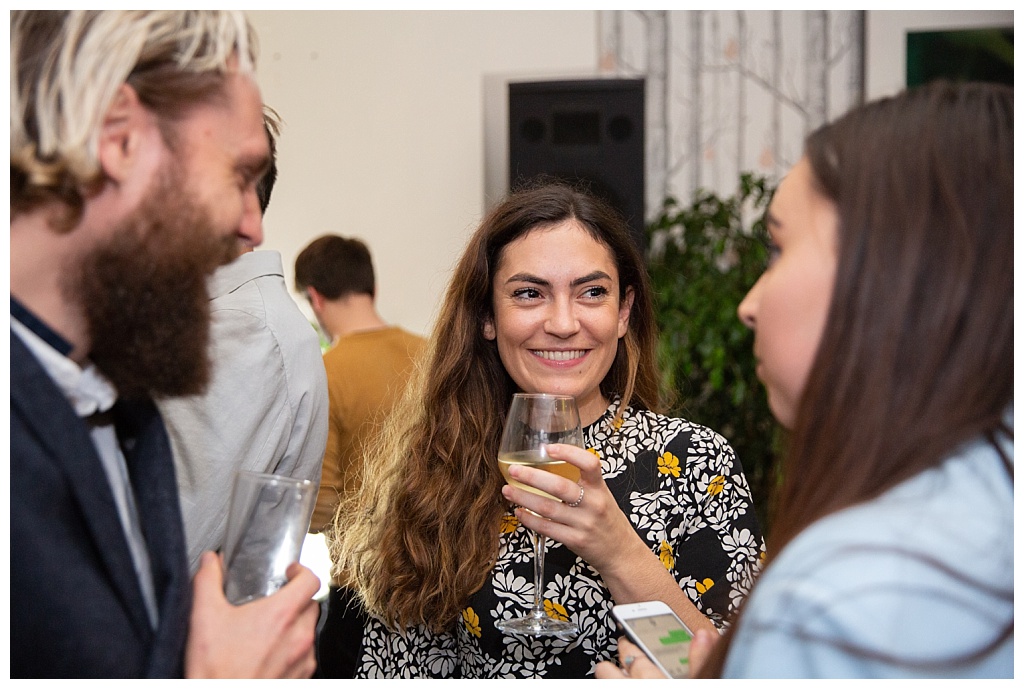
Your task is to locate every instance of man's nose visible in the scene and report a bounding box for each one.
[237,190,264,248]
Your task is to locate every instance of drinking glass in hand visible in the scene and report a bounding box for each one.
[222,470,316,605]
[496,393,583,638]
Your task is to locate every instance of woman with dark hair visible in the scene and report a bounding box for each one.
[326,182,764,677]
[598,80,1013,679]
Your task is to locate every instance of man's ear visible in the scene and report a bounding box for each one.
[306,287,325,312]
[96,84,149,184]
[482,316,496,341]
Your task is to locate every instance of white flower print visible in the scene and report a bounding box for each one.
[723,527,762,561]
[491,566,531,604]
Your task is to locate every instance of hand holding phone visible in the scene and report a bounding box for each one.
[612,601,694,679]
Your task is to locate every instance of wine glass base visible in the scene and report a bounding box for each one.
[496,615,579,639]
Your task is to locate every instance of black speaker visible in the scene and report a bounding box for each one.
[509,78,645,249]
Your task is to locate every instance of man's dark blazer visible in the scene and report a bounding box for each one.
[10,331,192,677]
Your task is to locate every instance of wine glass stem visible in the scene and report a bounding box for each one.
[530,529,547,620]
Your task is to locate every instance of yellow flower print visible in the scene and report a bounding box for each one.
[695,578,715,595]
[659,541,675,569]
[658,451,681,477]
[707,475,725,495]
[612,417,624,430]
[462,607,482,638]
[544,599,569,622]
[587,447,601,459]
[499,514,519,534]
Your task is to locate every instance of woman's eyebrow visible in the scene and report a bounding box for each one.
[504,272,548,286]
[571,271,612,287]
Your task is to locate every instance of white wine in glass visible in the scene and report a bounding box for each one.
[496,393,583,638]
[498,450,581,500]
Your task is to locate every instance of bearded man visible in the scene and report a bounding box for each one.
[10,10,320,678]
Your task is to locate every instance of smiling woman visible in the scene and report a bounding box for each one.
[483,220,633,426]
[323,182,765,678]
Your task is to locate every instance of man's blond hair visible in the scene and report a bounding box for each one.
[11,10,257,224]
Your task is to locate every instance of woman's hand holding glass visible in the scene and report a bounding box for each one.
[496,393,584,637]
[501,441,644,575]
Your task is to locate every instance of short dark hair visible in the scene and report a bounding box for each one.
[256,106,281,214]
[294,235,376,299]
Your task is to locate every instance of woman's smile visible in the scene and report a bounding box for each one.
[531,348,589,362]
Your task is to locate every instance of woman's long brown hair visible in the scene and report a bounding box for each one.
[700,80,1013,676]
[330,182,661,632]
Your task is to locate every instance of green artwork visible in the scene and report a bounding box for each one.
[907,27,1013,87]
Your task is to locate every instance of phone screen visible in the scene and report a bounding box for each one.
[624,613,693,679]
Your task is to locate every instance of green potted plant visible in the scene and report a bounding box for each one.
[647,173,780,532]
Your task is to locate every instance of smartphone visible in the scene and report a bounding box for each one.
[612,601,694,679]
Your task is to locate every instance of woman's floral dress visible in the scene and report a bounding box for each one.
[354,397,765,678]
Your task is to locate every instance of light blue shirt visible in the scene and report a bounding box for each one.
[724,412,1013,678]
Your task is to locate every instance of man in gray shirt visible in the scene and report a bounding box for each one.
[158,111,329,572]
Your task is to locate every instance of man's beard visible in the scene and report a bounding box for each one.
[70,164,239,400]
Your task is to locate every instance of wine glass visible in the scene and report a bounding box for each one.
[496,393,583,638]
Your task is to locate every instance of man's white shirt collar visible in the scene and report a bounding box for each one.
[11,315,118,417]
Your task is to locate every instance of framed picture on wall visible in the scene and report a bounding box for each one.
[865,10,1013,99]
[906,27,1012,87]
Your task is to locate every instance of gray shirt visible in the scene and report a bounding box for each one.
[158,250,329,573]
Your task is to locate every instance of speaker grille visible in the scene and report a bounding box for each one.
[509,79,645,250]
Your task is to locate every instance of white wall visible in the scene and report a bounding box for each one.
[247,11,598,337]
[247,10,1013,339]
